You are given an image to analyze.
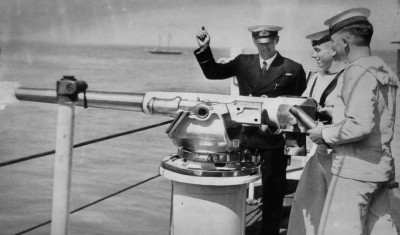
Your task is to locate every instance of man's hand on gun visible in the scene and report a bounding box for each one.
[196,26,210,51]
[307,122,325,144]
[318,105,333,118]
[317,105,334,124]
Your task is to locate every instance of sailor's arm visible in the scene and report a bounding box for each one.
[194,27,236,80]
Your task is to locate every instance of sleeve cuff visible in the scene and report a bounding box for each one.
[194,46,214,63]
[322,127,334,146]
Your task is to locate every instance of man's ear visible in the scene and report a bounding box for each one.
[342,37,348,47]
[275,36,280,45]
[341,33,350,48]
[330,48,337,56]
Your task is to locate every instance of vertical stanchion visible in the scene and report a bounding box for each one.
[50,102,75,235]
[50,76,88,235]
[248,182,255,201]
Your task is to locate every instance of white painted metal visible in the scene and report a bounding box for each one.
[161,167,259,235]
[50,103,75,235]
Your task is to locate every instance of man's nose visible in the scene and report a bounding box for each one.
[259,43,270,49]
[311,51,317,58]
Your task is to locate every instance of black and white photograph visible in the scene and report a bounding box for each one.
[0,0,399,234]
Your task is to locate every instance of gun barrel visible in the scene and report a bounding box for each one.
[15,87,145,112]
[15,88,317,132]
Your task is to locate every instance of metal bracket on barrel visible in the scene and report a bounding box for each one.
[57,75,88,107]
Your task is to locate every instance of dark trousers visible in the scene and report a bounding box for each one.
[260,149,288,235]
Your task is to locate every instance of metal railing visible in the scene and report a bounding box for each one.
[2,78,176,235]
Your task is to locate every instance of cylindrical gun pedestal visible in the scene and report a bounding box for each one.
[160,167,260,235]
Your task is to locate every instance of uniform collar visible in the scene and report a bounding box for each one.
[259,52,278,69]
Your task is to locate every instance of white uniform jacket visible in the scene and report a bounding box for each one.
[322,56,398,182]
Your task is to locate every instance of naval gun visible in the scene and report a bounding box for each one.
[15,87,317,178]
[136,91,317,177]
[15,80,318,235]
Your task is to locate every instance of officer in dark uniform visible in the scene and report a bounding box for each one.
[194,25,307,235]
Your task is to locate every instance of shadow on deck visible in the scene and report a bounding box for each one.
[245,179,299,235]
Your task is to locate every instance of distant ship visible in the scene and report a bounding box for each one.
[149,33,183,55]
[149,49,183,55]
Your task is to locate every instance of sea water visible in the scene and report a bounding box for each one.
[0,41,398,234]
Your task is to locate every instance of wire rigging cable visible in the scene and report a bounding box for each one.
[15,174,161,235]
[0,120,173,167]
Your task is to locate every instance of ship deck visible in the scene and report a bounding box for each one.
[245,156,303,235]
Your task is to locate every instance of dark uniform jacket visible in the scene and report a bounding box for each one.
[194,46,307,150]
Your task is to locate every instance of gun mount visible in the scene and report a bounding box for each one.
[141,92,316,177]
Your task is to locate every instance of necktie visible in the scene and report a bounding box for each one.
[262,61,267,74]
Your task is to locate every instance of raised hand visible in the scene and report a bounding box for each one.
[196,26,210,49]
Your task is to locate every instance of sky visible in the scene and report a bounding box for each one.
[0,0,399,51]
